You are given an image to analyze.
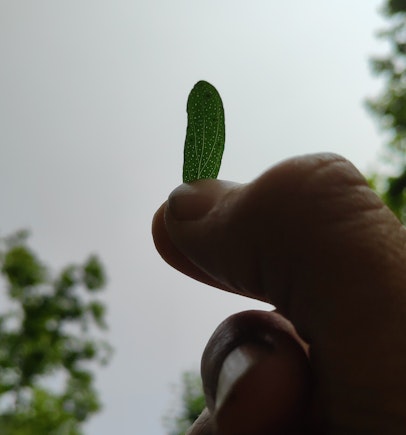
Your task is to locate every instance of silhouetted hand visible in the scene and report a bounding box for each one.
[153,153,406,434]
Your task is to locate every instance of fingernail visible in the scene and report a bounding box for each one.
[168,182,217,221]
[215,343,274,412]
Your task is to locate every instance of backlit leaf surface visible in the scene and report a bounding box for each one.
[183,81,225,183]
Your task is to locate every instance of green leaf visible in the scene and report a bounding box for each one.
[0,231,112,433]
[2,246,45,290]
[82,255,105,291]
[183,81,225,183]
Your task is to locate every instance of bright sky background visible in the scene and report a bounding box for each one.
[0,1,389,433]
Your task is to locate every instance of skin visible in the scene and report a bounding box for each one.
[152,153,406,434]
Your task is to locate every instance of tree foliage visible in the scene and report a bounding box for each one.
[366,1,406,221]
[0,230,112,435]
[163,371,205,435]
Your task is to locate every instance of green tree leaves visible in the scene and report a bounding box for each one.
[0,231,112,434]
[163,370,205,435]
[183,81,225,183]
[366,1,406,222]
[2,245,45,289]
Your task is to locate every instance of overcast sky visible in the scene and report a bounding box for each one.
[0,1,388,433]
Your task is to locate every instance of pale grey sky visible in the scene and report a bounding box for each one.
[0,1,387,433]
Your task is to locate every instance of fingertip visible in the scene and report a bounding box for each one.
[201,311,311,434]
[152,201,231,292]
[214,344,309,434]
[167,179,242,222]
[151,202,166,248]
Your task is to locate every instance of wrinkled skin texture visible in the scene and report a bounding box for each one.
[152,154,406,434]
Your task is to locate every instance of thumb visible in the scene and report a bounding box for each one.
[154,153,406,431]
[162,153,403,316]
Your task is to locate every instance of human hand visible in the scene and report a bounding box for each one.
[152,153,406,434]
